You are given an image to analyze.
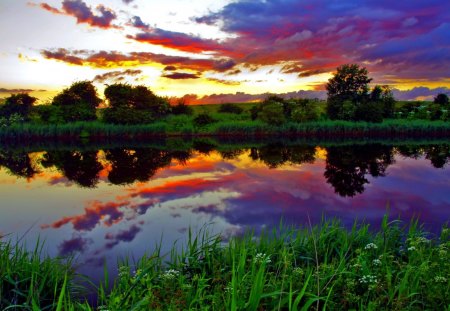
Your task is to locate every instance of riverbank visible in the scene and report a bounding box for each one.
[1,217,449,310]
[0,119,449,143]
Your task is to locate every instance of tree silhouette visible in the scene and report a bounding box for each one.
[0,93,36,120]
[106,148,172,185]
[251,143,316,168]
[41,150,103,188]
[52,81,101,122]
[324,145,394,197]
[0,151,37,178]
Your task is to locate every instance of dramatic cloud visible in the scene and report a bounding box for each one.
[39,0,117,29]
[127,28,228,54]
[41,48,236,73]
[194,0,450,80]
[93,69,142,83]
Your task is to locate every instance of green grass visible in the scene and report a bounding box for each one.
[1,217,449,310]
[0,119,449,143]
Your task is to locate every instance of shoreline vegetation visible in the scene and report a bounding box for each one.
[1,216,449,310]
[0,64,449,141]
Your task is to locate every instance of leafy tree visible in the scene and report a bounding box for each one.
[259,101,285,125]
[103,83,170,124]
[326,64,372,120]
[0,93,36,120]
[434,93,449,106]
[52,81,101,122]
[291,99,320,122]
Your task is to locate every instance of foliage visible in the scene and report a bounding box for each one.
[52,81,101,122]
[103,84,170,124]
[5,217,447,310]
[193,113,216,127]
[171,100,193,115]
[218,103,244,114]
[33,104,64,124]
[434,93,449,106]
[326,64,372,120]
[0,93,36,121]
[258,101,286,126]
[102,106,154,125]
[0,238,84,310]
[291,99,320,122]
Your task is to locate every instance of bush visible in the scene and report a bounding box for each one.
[355,101,384,123]
[0,93,36,120]
[52,81,101,122]
[102,107,154,124]
[218,103,243,114]
[193,113,216,127]
[291,99,320,122]
[259,102,285,125]
[171,101,193,115]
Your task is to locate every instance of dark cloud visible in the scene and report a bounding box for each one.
[93,69,142,83]
[39,0,117,29]
[162,72,200,80]
[163,65,177,71]
[122,0,134,4]
[58,236,91,256]
[126,28,227,54]
[130,16,149,29]
[41,48,235,73]
[0,88,46,93]
[105,224,142,248]
[193,0,450,80]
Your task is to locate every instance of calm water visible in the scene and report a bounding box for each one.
[0,140,449,284]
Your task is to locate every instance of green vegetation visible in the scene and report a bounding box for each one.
[2,217,449,310]
[0,65,448,140]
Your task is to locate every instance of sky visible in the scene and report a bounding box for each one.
[0,0,449,103]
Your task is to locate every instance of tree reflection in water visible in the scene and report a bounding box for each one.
[0,150,38,178]
[0,142,448,197]
[42,151,103,188]
[324,144,395,197]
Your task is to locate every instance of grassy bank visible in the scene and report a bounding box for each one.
[1,217,449,310]
[0,119,449,143]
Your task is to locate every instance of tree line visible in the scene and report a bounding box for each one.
[0,64,449,126]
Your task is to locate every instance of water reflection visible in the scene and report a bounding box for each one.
[1,142,448,195]
[0,140,449,284]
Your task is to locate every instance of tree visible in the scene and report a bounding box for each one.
[103,83,170,124]
[434,93,449,106]
[52,81,101,122]
[326,64,372,120]
[0,93,36,120]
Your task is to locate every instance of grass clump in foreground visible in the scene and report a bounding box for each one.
[2,217,449,310]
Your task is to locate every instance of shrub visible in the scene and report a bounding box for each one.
[0,93,36,120]
[52,81,101,122]
[33,105,64,124]
[171,101,193,115]
[193,113,216,127]
[102,107,154,124]
[291,99,320,122]
[218,103,243,114]
[259,102,285,125]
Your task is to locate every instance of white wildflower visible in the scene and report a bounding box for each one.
[161,269,180,281]
[254,253,272,264]
[359,275,378,284]
[434,276,447,283]
[372,259,382,266]
[364,243,378,250]
[407,246,416,251]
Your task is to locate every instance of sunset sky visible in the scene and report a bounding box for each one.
[0,0,449,103]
